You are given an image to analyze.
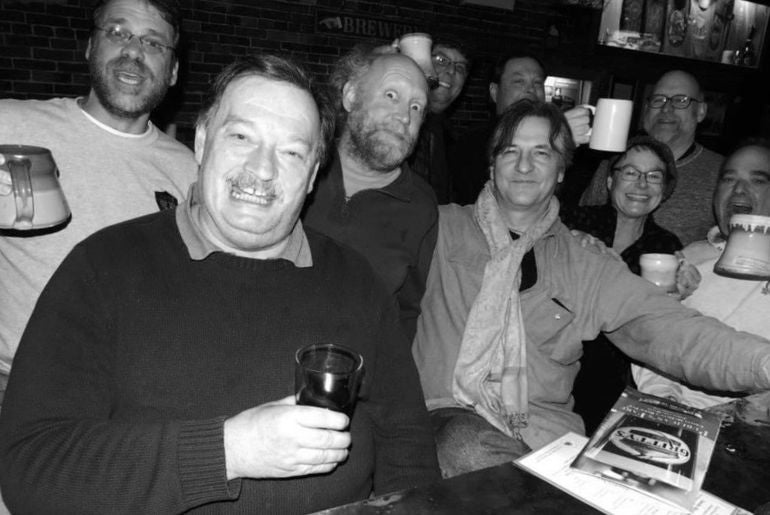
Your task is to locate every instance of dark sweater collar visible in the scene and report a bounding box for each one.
[175,182,312,266]
[329,148,417,202]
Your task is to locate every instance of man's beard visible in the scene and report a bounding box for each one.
[344,106,417,173]
[89,55,170,119]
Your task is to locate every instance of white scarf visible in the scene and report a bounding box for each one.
[452,182,559,439]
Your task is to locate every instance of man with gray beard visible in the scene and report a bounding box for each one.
[303,44,438,341]
[0,0,197,417]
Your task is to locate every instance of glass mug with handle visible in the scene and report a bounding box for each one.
[0,145,70,230]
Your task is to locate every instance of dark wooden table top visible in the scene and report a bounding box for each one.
[315,393,770,514]
[702,392,770,513]
[315,459,600,514]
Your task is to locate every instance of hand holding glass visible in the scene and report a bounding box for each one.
[295,343,363,417]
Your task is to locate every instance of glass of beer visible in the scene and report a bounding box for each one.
[295,343,364,417]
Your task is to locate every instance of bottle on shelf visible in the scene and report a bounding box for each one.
[740,25,756,66]
[552,87,563,108]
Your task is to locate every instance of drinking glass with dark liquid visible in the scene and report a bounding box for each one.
[295,343,364,417]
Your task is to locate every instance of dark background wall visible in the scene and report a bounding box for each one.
[1,0,768,152]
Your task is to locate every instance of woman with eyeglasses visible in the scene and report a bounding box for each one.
[561,135,701,434]
[563,136,685,272]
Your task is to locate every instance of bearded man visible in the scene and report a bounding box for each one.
[0,0,197,411]
[303,44,438,340]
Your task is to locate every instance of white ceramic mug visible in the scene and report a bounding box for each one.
[581,98,634,152]
[397,32,438,87]
[640,253,679,293]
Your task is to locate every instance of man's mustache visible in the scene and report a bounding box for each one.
[110,56,152,78]
[228,173,277,198]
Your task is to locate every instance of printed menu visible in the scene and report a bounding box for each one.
[570,388,724,512]
[516,431,749,515]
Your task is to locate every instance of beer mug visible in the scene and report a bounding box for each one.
[714,214,770,280]
[0,145,70,230]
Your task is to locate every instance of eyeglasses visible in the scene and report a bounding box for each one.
[613,166,666,184]
[646,94,702,109]
[95,25,175,55]
[432,53,469,76]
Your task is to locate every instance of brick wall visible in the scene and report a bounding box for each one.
[0,0,593,147]
[0,0,764,150]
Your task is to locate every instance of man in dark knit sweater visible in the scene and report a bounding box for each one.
[0,55,439,514]
[303,44,439,342]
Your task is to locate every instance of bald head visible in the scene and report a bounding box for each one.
[363,53,429,93]
[340,52,429,173]
[656,70,703,101]
[642,70,707,158]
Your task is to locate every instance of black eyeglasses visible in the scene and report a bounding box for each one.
[613,166,666,184]
[646,94,702,109]
[432,53,469,76]
[95,25,175,55]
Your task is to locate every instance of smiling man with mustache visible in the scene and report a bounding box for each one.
[303,44,439,341]
[0,55,439,514]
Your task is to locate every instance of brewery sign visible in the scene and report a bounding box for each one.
[316,11,419,39]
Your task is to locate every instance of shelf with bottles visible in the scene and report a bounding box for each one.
[596,0,769,69]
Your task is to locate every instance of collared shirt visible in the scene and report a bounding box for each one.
[175,182,312,267]
[303,149,438,339]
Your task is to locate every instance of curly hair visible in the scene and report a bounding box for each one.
[326,43,387,132]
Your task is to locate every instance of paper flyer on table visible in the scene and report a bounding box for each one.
[515,432,750,515]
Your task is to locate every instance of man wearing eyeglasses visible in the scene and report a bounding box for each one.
[579,70,723,245]
[0,0,196,419]
[408,37,471,204]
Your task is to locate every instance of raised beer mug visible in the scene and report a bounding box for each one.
[714,214,770,280]
[0,145,70,230]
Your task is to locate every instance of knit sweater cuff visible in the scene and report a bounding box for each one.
[178,417,241,507]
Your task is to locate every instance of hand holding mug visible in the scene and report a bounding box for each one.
[564,106,592,146]
[394,32,438,89]
[223,395,351,480]
[675,251,701,300]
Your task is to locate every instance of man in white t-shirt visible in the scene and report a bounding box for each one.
[0,0,197,412]
[634,140,770,408]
